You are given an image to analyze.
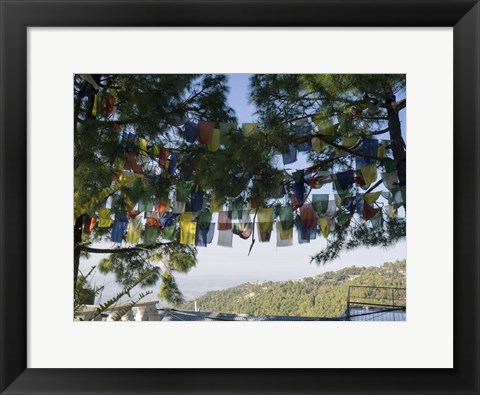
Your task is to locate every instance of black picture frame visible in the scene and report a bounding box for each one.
[1,1,479,394]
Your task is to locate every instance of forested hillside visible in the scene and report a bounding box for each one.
[180,260,406,318]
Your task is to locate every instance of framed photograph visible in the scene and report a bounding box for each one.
[1,1,478,394]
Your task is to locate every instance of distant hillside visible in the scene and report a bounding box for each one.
[179,260,406,318]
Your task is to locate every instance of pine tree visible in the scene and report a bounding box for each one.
[74,74,406,305]
[249,74,406,264]
[74,74,236,302]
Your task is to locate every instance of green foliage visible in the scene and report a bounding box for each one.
[88,269,156,321]
[179,260,406,318]
[159,272,184,305]
[110,291,152,321]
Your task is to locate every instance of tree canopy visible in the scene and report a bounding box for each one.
[74,73,406,305]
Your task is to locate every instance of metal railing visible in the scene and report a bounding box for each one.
[345,285,406,321]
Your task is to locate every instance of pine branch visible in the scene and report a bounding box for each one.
[76,241,175,254]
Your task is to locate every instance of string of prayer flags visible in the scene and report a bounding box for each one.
[362,138,379,164]
[319,217,333,238]
[228,202,244,220]
[217,211,232,231]
[184,121,198,143]
[207,128,221,152]
[160,224,176,241]
[154,199,169,214]
[382,170,399,190]
[370,211,383,229]
[195,213,215,247]
[383,158,396,173]
[300,204,317,229]
[104,93,116,118]
[98,208,112,228]
[179,212,197,245]
[83,215,96,235]
[111,220,128,243]
[171,200,186,214]
[257,207,274,242]
[210,193,224,212]
[315,117,335,136]
[217,228,233,247]
[279,205,294,231]
[292,170,305,203]
[159,212,177,228]
[126,215,143,244]
[233,212,253,240]
[124,152,143,174]
[354,195,364,215]
[198,121,215,145]
[167,152,177,175]
[143,226,159,246]
[295,126,313,152]
[257,225,272,242]
[337,212,353,229]
[392,186,406,206]
[219,122,237,146]
[282,145,297,165]
[242,123,257,137]
[190,188,205,212]
[362,202,381,221]
[196,211,212,230]
[276,222,293,247]
[92,94,98,116]
[138,138,148,156]
[342,136,359,149]
[195,223,215,247]
[312,194,329,214]
[295,216,317,244]
[137,199,152,213]
[337,113,348,134]
[158,147,170,169]
[257,207,273,225]
[362,191,382,204]
[360,164,377,185]
[312,137,325,153]
[384,205,398,219]
[326,200,337,217]
[334,170,354,194]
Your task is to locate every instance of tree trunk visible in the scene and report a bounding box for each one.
[386,103,406,188]
[74,214,84,288]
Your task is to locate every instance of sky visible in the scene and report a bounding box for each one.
[79,74,407,304]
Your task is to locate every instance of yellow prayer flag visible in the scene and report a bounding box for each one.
[98,208,112,228]
[138,138,147,155]
[377,144,386,159]
[279,222,293,241]
[360,164,377,185]
[342,136,359,148]
[312,137,325,152]
[363,191,382,204]
[153,143,160,157]
[179,212,197,244]
[180,220,197,245]
[208,128,221,152]
[210,193,224,212]
[92,94,98,116]
[319,217,331,238]
[242,123,257,136]
[126,217,142,244]
[315,118,334,136]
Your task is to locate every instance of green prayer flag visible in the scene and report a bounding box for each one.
[143,226,159,246]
